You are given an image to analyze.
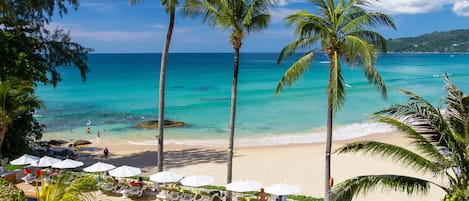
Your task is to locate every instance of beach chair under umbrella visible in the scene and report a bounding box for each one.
[264,183,300,195]
[10,154,39,165]
[180,175,214,187]
[30,156,62,167]
[226,180,262,192]
[108,165,141,177]
[51,159,84,169]
[149,171,183,183]
[83,161,116,172]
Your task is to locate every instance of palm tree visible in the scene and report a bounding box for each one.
[333,75,469,201]
[275,0,395,200]
[129,0,178,171]
[183,0,276,196]
[0,79,41,157]
[36,172,97,201]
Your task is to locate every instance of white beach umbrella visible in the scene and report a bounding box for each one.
[83,161,116,173]
[51,159,84,169]
[180,175,214,187]
[226,180,262,192]
[108,165,141,178]
[10,154,40,165]
[265,183,300,195]
[149,171,183,183]
[31,156,62,167]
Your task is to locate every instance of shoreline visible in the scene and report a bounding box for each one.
[41,122,397,148]
[38,130,447,201]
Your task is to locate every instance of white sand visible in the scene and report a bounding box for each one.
[65,131,447,201]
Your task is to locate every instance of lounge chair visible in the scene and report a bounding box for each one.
[169,191,181,201]
[180,192,193,201]
[210,194,225,201]
[128,186,145,198]
[192,193,205,201]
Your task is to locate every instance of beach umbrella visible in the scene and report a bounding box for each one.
[31,156,62,167]
[51,159,84,169]
[83,161,116,173]
[180,175,214,187]
[10,154,39,165]
[108,165,141,178]
[149,171,183,183]
[264,183,300,195]
[226,180,262,192]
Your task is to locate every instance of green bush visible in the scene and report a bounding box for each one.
[0,178,27,201]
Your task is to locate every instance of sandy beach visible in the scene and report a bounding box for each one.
[42,130,445,201]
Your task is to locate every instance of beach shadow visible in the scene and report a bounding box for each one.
[91,148,227,170]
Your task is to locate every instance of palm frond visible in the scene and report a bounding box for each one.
[444,74,469,141]
[245,14,270,33]
[334,140,444,174]
[371,114,450,168]
[348,30,388,52]
[332,175,432,201]
[277,37,319,65]
[275,51,314,95]
[375,89,449,145]
[341,11,396,33]
[329,51,345,110]
[343,35,386,98]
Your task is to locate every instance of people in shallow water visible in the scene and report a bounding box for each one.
[86,127,91,134]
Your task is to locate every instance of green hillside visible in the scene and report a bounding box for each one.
[386,29,469,53]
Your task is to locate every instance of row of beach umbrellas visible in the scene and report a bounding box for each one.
[10,154,83,169]
[151,171,300,195]
[10,154,299,195]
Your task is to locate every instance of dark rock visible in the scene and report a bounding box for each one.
[48,139,69,146]
[136,120,185,129]
[73,139,92,146]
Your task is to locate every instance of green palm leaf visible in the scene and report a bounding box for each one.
[371,115,450,169]
[275,51,314,95]
[332,175,431,201]
[334,140,443,174]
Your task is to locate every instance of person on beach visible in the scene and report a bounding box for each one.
[86,127,91,134]
[97,131,101,138]
[258,188,267,201]
[103,147,109,159]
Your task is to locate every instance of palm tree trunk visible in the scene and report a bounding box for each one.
[157,11,175,172]
[227,46,240,201]
[325,102,333,201]
[324,66,334,201]
[0,128,5,157]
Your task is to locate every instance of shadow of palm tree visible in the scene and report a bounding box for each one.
[88,148,227,170]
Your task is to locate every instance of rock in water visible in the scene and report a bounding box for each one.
[136,120,185,129]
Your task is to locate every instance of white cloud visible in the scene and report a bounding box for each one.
[270,8,297,23]
[71,30,162,41]
[453,1,469,16]
[367,0,450,14]
[145,24,166,29]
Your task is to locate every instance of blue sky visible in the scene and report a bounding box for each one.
[52,0,469,53]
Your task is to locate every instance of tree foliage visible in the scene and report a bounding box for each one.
[37,172,97,201]
[0,178,27,201]
[333,75,469,201]
[387,29,469,53]
[0,1,92,157]
[275,0,395,200]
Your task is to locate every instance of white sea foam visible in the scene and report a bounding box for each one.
[126,122,397,147]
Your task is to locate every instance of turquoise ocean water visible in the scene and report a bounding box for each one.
[37,53,469,146]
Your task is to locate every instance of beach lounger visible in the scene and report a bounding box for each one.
[192,193,204,201]
[157,190,169,201]
[169,191,181,201]
[210,194,225,201]
[128,186,145,198]
[180,192,193,201]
